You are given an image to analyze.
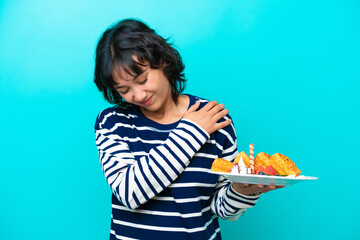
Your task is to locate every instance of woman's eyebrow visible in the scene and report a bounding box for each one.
[114,76,138,89]
[129,71,147,83]
[114,70,147,89]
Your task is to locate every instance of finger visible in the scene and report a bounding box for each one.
[186,101,200,113]
[236,183,249,188]
[267,184,279,190]
[209,119,231,134]
[213,109,230,122]
[260,187,274,193]
[212,119,231,132]
[262,185,284,193]
[209,103,225,116]
[201,101,218,111]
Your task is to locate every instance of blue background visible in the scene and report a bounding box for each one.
[1,0,359,239]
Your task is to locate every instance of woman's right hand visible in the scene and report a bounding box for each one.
[183,101,232,135]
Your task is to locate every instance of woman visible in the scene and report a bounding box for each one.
[94,18,281,240]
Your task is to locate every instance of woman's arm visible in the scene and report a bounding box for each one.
[96,101,231,210]
[96,118,209,210]
[211,178,261,220]
[210,119,261,220]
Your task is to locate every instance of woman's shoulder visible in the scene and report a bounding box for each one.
[94,104,136,130]
[186,93,234,123]
[186,94,221,111]
[185,94,210,107]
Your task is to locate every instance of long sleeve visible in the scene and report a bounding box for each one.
[210,120,261,220]
[97,96,259,239]
[211,177,261,220]
[96,117,209,209]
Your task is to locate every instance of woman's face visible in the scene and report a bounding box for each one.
[112,64,172,112]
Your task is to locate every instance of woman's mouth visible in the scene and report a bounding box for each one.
[140,96,152,106]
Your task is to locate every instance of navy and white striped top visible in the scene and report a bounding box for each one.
[95,94,260,240]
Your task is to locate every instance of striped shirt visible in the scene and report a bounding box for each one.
[95,94,260,240]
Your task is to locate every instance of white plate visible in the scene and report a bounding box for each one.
[210,171,318,186]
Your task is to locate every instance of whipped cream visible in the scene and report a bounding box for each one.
[230,155,252,175]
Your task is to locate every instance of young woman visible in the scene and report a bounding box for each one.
[94,18,282,240]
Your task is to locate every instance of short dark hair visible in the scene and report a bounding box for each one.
[94,18,186,105]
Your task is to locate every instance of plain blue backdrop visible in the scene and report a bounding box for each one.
[0,0,359,239]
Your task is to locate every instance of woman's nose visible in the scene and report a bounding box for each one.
[132,88,146,103]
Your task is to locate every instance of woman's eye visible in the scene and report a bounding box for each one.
[139,77,147,85]
[119,88,129,94]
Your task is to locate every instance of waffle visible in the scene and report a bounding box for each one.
[234,151,249,165]
[255,152,275,173]
[211,158,235,173]
[235,152,268,172]
[269,153,301,176]
[232,151,300,176]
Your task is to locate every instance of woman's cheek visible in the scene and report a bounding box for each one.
[119,93,131,103]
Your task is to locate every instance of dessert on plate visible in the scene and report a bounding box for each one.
[211,144,301,177]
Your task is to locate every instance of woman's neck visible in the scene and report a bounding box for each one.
[140,94,189,124]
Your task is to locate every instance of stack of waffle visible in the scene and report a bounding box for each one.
[211,151,301,176]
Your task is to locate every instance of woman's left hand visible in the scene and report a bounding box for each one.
[232,182,285,196]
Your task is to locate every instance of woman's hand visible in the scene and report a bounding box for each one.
[232,182,285,196]
[183,101,231,135]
